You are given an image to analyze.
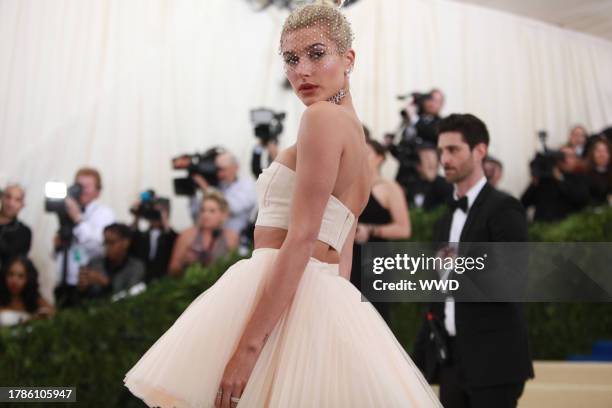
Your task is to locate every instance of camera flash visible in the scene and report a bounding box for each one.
[45,182,67,199]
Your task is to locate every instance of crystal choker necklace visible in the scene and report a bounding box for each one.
[327,89,347,105]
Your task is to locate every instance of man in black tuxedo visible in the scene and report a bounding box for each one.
[413,114,533,408]
[130,200,177,283]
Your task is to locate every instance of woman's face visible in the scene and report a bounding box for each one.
[199,199,226,230]
[6,261,27,296]
[593,142,610,168]
[570,127,587,147]
[281,26,353,106]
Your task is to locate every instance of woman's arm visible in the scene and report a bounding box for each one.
[366,181,411,239]
[168,229,193,276]
[223,228,240,251]
[237,102,346,350]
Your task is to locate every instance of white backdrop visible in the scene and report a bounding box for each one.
[1,0,611,299]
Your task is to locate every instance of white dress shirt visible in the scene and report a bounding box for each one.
[444,176,487,336]
[55,200,115,286]
[149,228,162,260]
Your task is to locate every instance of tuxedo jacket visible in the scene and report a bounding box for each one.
[130,229,178,283]
[412,183,534,389]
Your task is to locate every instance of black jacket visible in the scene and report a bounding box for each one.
[521,173,590,222]
[412,183,534,389]
[0,218,32,269]
[130,228,177,283]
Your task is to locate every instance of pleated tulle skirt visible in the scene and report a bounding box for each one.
[124,247,441,407]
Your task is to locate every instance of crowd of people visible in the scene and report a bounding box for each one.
[0,153,256,324]
[1,89,611,328]
[521,128,612,221]
[383,89,611,221]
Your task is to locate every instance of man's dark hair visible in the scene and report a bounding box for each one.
[104,223,132,241]
[438,113,490,150]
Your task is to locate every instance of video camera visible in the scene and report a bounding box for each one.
[529,130,565,179]
[250,108,286,144]
[172,147,225,196]
[397,91,433,118]
[130,190,170,221]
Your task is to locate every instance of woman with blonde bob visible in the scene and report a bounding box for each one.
[125,1,441,406]
[168,190,239,276]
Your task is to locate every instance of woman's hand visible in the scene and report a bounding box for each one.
[215,346,262,408]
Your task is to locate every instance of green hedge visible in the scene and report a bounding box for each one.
[1,207,611,407]
[0,256,239,408]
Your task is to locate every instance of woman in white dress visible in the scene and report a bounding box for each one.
[124,1,441,406]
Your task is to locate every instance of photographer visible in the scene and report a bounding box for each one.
[251,139,279,178]
[385,88,445,191]
[0,184,32,270]
[414,88,445,146]
[250,108,284,178]
[129,193,177,283]
[53,167,115,307]
[190,151,256,235]
[398,88,445,146]
[521,146,590,222]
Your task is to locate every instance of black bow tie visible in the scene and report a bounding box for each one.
[449,196,468,213]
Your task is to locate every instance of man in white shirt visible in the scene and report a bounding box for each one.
[53,167,115,307]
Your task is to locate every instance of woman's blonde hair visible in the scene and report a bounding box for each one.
[280,0,354,54]
[201,190,229,213]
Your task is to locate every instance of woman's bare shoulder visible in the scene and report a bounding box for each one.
[298,103,360,157]
[300,102,354,131]
[382,178,404,194]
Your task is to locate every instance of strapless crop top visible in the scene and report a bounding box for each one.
[255,161,356,252]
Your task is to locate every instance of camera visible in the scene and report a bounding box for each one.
[44,181,83,247]
[172,147,225,196]
[250,108,286,144]
[529,130,565,179]
[397,91,433,118]
[130,190,170,221]
[44,182,82,214]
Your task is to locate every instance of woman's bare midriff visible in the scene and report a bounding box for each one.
[254,226,340,264]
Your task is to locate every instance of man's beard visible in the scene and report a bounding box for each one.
[445,162,473,184]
